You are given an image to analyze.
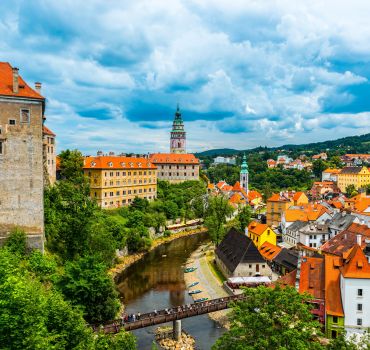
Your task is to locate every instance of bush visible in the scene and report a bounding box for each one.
[163,230,171,237]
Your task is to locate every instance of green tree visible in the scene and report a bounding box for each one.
[57,256,120,323]
[213,285,324,350]
[345,184,357,198]
[94,330,137,350]
[236,206,252,231]
[4,228,27,256]
[204,195,234,245]
[312,159,328,178]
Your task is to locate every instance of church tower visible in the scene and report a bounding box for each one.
[240,153,249,195]
[170,105,186,154]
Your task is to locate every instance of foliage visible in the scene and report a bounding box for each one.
[234,206,252,231]
[213,285,324,350]
[57,256,120,324]
[346,184,357,198]
[94,330,137,350]
[4,228,27,256]
[204,195,234,245]
[207,164,240,185]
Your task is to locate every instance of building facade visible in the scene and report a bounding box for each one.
[83,155,157,208]
[43,125,56,185]
[247,221,277,249]
[0,63,45,250]
[337,166,370,192]
[240,154,249,194]
[170,105,186,154]
[149,153,200,183]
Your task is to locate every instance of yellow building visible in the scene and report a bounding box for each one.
[247,221,277,249]
[83,155,157,208]
[266,191,308,227]
[337,166,370,192]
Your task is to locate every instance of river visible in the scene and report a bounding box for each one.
[115,232,225,349]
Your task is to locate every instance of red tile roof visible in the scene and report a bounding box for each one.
[149,153,199,164]
[299,257,325,300]
[293,191,305,201]
[43,125,56,136]
[259,241,282,261]
[84,156,156,169]
[341,245,370,278]
[248,221,269,236]
[0,62,44,99]
[324,255,344,316]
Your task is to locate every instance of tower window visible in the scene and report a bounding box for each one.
[20,109,30,123]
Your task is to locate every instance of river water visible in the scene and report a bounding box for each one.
[115,232,225,349]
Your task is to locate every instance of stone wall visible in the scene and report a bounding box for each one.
[156,163,200,183]
[0,98,44,251]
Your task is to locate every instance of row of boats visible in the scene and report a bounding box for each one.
[184,267,208,303]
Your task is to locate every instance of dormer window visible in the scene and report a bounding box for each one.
[90,161,96,167]
[108,162,113,167]
[120,162,126,167]
[130,162,134,168]
[138,162,142,167]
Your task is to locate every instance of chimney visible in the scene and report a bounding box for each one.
[109,151,115,156]
[97,150,103,156]
[12,67,19,94]
[357,234,362,246]
[34,82,42,92]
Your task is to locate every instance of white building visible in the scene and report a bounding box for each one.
[298,223,330,248]
[213,156,236,165]
[340,244,370,336]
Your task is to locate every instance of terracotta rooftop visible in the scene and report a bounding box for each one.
[0,62,44,99]
[248,221,270,236]
[43,125,56,136]
[341,244,370,278]
[299,256,325,300]
[84,156,156,170]
[259,241,282,261]
[149,153,199,164]
[324,255,344,316]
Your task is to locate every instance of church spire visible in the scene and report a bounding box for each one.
[240,153,249,195]
[170,105,186,154]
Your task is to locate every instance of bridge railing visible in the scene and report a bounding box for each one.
[91,294,245,333]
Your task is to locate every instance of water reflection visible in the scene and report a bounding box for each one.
[115,232,225,349]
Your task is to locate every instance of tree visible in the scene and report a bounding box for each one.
[57,256,120,323]
[213,285,324,350]
[204,195,234,245]
[94,330,136,350]
[235,206,252,231]
[312,160,328,178]
[4,228,27,256]
[345,184,357,198]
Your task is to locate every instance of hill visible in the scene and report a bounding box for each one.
[195,132,370,158]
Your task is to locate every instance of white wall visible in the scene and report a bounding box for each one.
[341,276,370,336]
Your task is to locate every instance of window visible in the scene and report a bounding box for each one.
[333,316,338,323]
[9,119,16,125]
[0,141,2,155]
[20,109,30,123]
[357,318,362,326]
[358,289,363,296]
[357,304,362,311]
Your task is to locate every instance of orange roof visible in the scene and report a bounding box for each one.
[43,125,56,136]
[259,241,282,261]
[341,245,370,278]
[292,191,305,201]
[56,156,61,171]
[353,197,370,213]
[347,223,370,237]
[232,181,242,191]
[284,203,328,222]
[248,190,262,201]
[324,255,344,316]
[229,192,245,205]
[149,153,199,164]
[299,257,325,300]
[216,181,227,190]
[207,183,215,190]
[268,193,291,202]
[0,62,44,99]
[84,156,156,170]
[248,221,270,236]
[222,185,233,192]
[323,168,341,174]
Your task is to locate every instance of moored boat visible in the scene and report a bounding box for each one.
[187,281,199,288]
[194,297,208,303]
[184,267,197,273]
[188,289,202,295]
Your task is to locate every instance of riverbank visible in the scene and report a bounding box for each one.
[110,227,208,278]
[183,243,231,328]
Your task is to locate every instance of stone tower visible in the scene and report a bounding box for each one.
[240,153,249,195]
[170,105,186,154]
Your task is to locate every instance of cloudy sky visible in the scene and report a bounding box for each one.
[1,0,370,154]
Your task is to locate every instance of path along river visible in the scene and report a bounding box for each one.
[115,232,225,349]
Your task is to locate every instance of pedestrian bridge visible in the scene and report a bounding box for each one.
[92,294,244,334]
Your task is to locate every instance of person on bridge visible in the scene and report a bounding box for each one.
[137,312,141,320]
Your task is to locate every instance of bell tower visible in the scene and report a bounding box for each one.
[170,105,186,154]
[240,153,249,195]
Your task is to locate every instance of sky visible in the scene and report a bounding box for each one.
[1,0,370,154]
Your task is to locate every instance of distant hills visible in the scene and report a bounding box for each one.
[195,132,370,157]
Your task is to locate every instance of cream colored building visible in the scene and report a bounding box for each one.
[43,125,56,185]
[149,153,200,183]
[0,62,45,250]
[337,166,370,192]
[83,155,157,208]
